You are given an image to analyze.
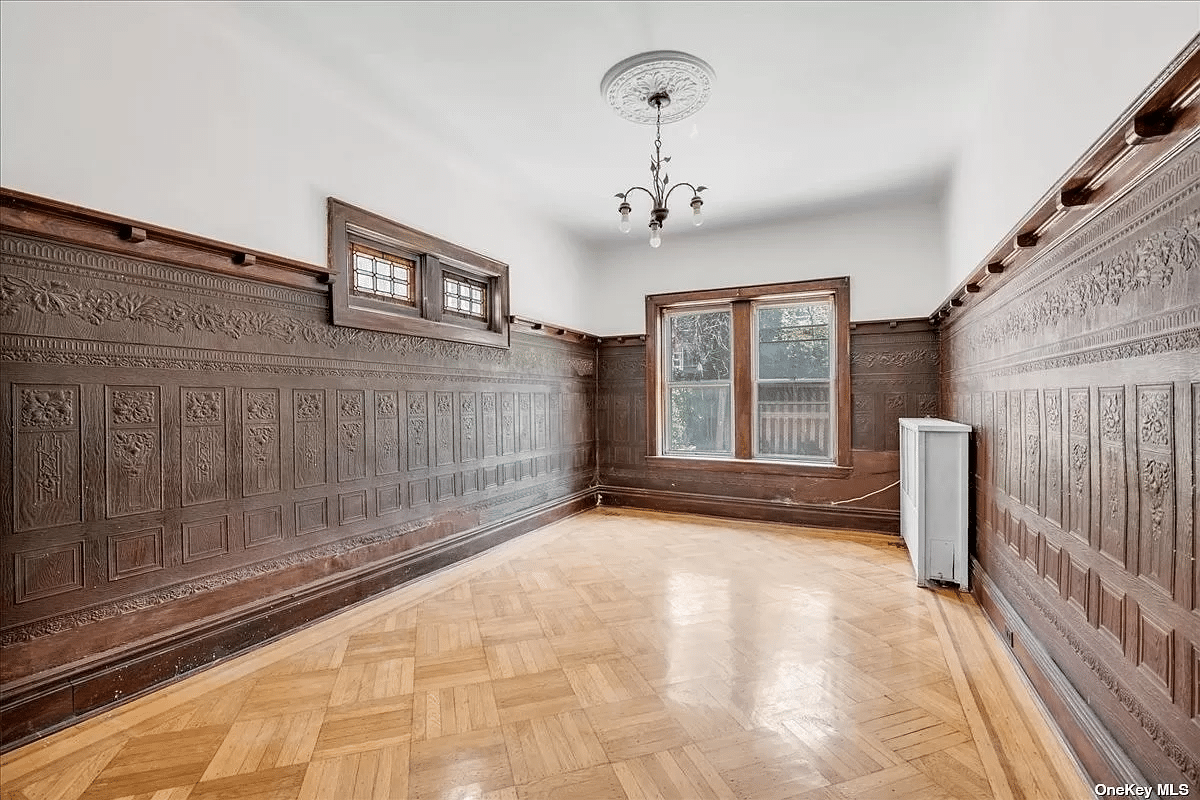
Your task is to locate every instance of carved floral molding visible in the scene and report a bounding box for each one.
[966,210,1198,354]
[0,273,593,377]
[849,348,939,369]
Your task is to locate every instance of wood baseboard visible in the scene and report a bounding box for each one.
[0,489,595,752]
[972,560,1149,788]
[596,485,899,534]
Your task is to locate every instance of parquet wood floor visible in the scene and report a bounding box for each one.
[1,508,1091,800]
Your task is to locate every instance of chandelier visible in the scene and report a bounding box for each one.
[601,51,714,248]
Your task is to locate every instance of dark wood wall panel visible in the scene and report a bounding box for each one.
[941,139,1200,786]
[596,320,938,533]
[0,222,596,748]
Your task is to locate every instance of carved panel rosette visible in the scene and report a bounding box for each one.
[14,385,81,531]
[374,391,400,476]
[181,388,227,506]
[434,392,454,467]
[979,392,993,487]
[533,393,546,451]
[1067,389,1091,543]
[1194,383,1199,616]
[106,386,162,517]
[1098,387,1127,566]
[1024,390,1041,514]
[337,390,366,482]
[1044,389,1062,527]
[563,393,579,447]
[995,391,1009,496]
[885,394,907,451]
[500,393,515,455]
[481,392,497,458]
[293,390,327,488]
[518,393,532,454]
[548,393,561,449]
[613,395,630,445]
[1135,385,1174,593]
[241,389,280,497]
[852,394,873,450]
[459,393,477,463]
[1008,390,1023,504]
[406,391,428,470]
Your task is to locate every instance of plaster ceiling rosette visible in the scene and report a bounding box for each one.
[601,50,715,125]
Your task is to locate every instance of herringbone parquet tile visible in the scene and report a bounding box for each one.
[1,509,1091,800]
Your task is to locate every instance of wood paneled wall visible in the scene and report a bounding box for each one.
[595,320,939,533]
[940,139,1199,786]
[0,211,597,749]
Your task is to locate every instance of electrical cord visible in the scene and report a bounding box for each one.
[828,479,900,506]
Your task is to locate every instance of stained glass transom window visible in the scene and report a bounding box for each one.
[351,243,414,303]
[443,275,487,318]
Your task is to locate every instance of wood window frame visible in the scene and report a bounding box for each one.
[645,277,852,477]
[329,198,509,348]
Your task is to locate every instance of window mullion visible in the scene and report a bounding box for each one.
[732,300,753,460]
[422,255,442,322]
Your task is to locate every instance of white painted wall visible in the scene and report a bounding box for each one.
[5,2,1193,331]
[0,1,590,327]
[580,188,947,335]
[944,1,1198,294]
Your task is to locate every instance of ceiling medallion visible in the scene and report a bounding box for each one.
[602,51,714,247]
[601,50,715,126]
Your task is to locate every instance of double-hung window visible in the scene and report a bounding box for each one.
[647,278,851,473]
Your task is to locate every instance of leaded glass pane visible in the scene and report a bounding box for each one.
[443,275,487,319]
[350,244,414,303]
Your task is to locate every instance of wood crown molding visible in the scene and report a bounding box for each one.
[848,317,936,334]
[934,35,1200,326]
[0,188,333,290]
[509,315,598,345]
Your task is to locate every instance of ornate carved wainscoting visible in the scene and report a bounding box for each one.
[0,195,598,750]
[595,320,939,533]
[940,139,1200,786]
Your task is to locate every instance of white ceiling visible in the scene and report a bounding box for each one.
[230,1,1000,246]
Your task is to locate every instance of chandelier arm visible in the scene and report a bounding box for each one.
[620,186,659,206]
[663,182,702,205]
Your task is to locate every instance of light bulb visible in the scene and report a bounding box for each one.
[649,224,662,248]
[619,212,631,234]
[692,206,703,227]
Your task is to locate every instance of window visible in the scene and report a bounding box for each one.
[351,242,415,304]
[442,273,487,320]
[328,198,509,348]
[646,278,851,474]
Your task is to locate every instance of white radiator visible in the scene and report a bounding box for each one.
[899,418,971,589]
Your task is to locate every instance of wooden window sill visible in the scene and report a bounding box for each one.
[644,455,852,478]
